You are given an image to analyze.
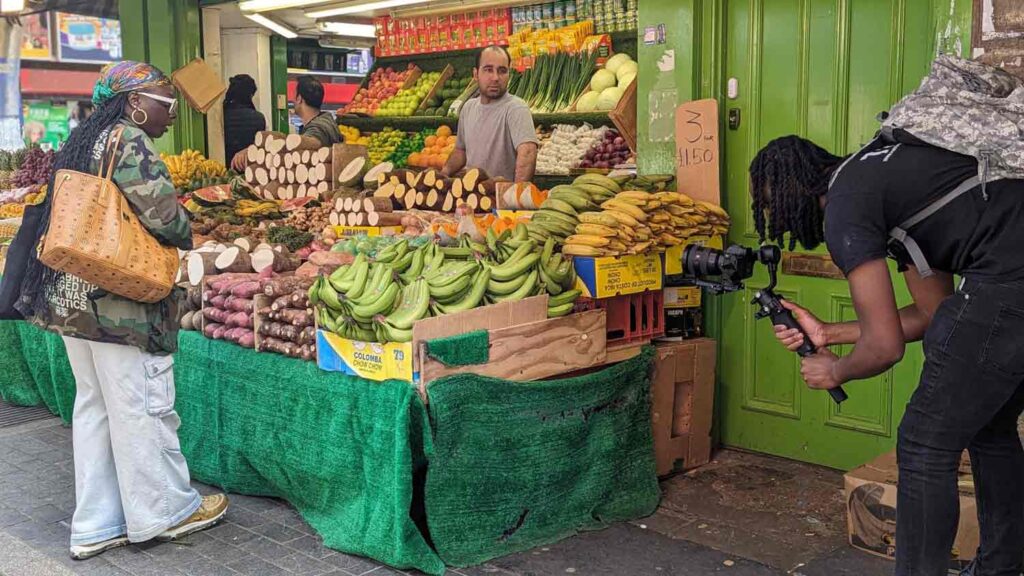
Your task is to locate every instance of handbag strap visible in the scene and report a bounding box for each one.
[101,126,126,181]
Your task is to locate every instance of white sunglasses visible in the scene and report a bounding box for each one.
[138,92,178,115]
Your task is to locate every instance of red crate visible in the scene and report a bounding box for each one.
[574,291,665,347]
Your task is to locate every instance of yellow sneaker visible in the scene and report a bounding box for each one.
[156,494,229,541]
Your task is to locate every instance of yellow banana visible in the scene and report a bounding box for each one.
[565,234,611,247]
[577,212,620,228]
[561,244,606,257]
[616,191,653,201]
[601,199,646,221]
[603,208,640,228]
[575,223,618,237]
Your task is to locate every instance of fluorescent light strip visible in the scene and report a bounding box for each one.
[0,0,25,14]
[238,0,334,12]
[317,21,376,38]
[243,13,299,38]
[307,0,431,18]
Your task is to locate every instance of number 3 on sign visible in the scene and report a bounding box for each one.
[675,99,721,205]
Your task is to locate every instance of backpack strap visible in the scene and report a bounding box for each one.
[887,175,981,278]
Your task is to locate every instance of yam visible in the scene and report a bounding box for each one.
[186,252,219,287]
[337,157,368,187]
[307,251,353,268]
[479,195,494,212]
[226,311,254,329]
[451,178,464,198]
[209,294,228,309]
[295,164,309,185]
[301,150,311,164]
[214,246,253,273]
[362,197,392,213]
[259,336,297,357]
[255,167,269,186]
[237,330,256,349]
[263,276,314,298]
[180,310,197,331]
[461,167,487,191]
[246,145,259,164]
[285,134,322,152]
[212,325,230,340]
[252,249,301,274]
[278,309,313,327]
[233,237,254,253]
[366,212,405,227]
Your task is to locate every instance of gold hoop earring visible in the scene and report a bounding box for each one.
[131,108,149,126]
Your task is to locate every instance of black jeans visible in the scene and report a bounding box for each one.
[896,279,1024,576]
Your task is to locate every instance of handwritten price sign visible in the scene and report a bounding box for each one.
[675,99,721,205]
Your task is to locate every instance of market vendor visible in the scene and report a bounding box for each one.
[752,131,1024,576]
[225,74,267,173]
[294,75,342,148]
[442,45,538,182]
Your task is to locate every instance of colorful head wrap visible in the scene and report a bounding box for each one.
[92,61,172,106]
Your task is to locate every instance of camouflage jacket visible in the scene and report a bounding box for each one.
[32,121,193,355]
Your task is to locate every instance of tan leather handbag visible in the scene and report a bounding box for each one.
[39,127,180,304]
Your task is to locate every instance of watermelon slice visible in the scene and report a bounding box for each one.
[281,197,316,212]
[192,184,233,207]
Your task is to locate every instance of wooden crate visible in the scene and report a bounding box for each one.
[416,63,455,112]
[650,338,716,476]
[608,77,637,153]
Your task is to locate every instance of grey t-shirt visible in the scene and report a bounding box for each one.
[456,93,537,181]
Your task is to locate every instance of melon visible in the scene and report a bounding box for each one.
[616,61,638,83]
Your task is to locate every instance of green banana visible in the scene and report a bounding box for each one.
[514,223,529,241]
[549,289,581,307]
[436,268,491,314]
[349,281,400,320]
[343,258,371,299]
[377,318,413,343]
[547,302,575,318]
[486,227,498,254]
[427,261,479,288]
[318,308,338,332]
[385,279,430,330]
[429,273,473,301]
[498,229,512,242]
[389,250,415,273]
[557,259,576,290]
[487,272,530,296]
[539,198,578,216]
[489,252,540,282]
[539,263,563,296]
[533,209,579,229]
[492,268,538,302]
[440,246,474,259]
[398,247,426,284]
[307,277,322,307]
[318,282,345,312]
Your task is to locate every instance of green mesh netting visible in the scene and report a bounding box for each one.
[423,346,661,567]
[0,320,76,421]
[425,330,489,366]
[173,332,444,575]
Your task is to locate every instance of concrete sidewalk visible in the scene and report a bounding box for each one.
[0,409,912,576]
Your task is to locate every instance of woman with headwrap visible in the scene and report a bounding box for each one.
[0,61,228,560]
[224,74,266,172]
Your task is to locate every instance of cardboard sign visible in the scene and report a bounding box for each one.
[171,58,226,114]
[573,254,663,298]
[675,99,721,206]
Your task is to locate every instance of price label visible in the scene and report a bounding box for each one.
[594,254,663,296]
[675,99,721,205]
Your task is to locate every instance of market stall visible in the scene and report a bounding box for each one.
[0,5,727,574]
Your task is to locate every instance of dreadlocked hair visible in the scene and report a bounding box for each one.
[749,135,845,251]
[15,93,131,318]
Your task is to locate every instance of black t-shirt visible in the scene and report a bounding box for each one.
[224,106,267,162]
[824,139,1024,281]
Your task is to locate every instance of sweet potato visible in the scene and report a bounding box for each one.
[237,330,255,349]
[203,307,230,324]
[226,311,253,329]
[203,322,224,339]
[209,295,228,308]
[230,281,262,299]
[225,296,255,314]
[212,325,229,340]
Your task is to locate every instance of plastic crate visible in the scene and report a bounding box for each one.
[574,290,665,347]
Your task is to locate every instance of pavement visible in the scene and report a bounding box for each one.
[0,403,928,576]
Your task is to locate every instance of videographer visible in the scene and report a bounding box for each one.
[750,134,1024,576]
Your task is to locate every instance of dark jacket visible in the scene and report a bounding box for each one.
[300,111,342,147]
[224,106,267,161]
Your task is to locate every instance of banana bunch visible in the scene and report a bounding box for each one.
[524,173,622,246]
[234,199,281,217]
[563,190,732,257]
[616,174,675,192]
[161,149,226,190]
[310,229,582,343]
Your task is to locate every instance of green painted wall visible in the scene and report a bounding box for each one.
[119,0,206,155]
[270,35,290,134]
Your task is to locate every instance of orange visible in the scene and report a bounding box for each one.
[408,152,422,166]
[425,135,437,147]
[436,125,452,138]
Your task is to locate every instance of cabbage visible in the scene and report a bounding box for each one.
[616,61,638,83]
[590,69,617,93]
[604,53,633,75]
[617,71,637,89]
[576,91,601,112]
[596,86,625,111]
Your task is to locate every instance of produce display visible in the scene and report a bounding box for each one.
[579,128,633,170]
[338,125,367,146]
[161,149,228,192]
[342,65,417,116]
[366,128,406,165]
[385,130,427,168]
[497,181,548,210]
[256,279,317,360]
[240,131,333,200]
[563,187,731,257]
[376,71,442,118]
[373,167,497,213]
[524,173,616,245]
[309,227,579,343]
[535,124,611,175]
[415,75,473,117]
[577,52,637,112]
[507,50,598,113]
[406,125,456,169]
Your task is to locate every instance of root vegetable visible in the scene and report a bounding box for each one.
[226,311,254,329]
[263,277,314,298]
[187,252,219,287]
[252,249,300,274]
[214,247,253,273]
[180,310,197,331]
[237,330,256,348]
[224,296,255,314]
[259,336,297,356]
[204,322,224,339]
[230,281,262,299]
[278,309,313,327]
[209,294,228,308]
[286,134,322,152]
[203,307,231,324]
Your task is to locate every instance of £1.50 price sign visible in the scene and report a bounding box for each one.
[675,99,721,206]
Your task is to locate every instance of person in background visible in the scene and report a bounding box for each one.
[225,74,266,173]
[2,61,228,560]
[294,75,341,148]
[442,45,538,182]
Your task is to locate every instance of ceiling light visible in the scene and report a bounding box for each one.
[0,0,25,14]
[317,21,376,38]
[238,0,334,13]
[307,0,431,19]
[243,13,299,38]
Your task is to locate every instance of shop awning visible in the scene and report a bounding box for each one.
[20,68,99,98]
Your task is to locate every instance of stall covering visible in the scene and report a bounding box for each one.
[0,321,659,574]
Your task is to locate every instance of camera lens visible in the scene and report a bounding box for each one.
[683,245,724,277]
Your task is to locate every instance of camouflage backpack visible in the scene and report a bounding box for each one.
[828,56,1024,278]
[882,54,1024,182]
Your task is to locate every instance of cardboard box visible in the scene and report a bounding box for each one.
[573,253,663,298]
[845,450,979,561]
[171,58,227,114]
[317,296,608,396]
[650,339,716,476]
[663,286,701,309]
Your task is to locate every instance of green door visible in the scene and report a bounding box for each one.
[717,0,965,469]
